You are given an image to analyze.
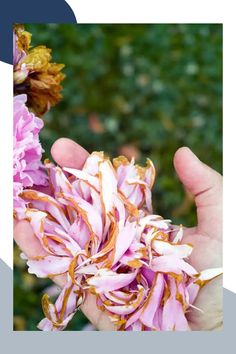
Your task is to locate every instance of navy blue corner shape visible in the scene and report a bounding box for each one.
[0,0,76,63]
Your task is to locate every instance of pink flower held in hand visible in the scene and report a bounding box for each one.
[13,94,48,217]
[21,153,222,331]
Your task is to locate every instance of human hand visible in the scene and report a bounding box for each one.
[14,140,222,330]
[173,147,222,330]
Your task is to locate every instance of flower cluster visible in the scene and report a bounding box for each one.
[21,153,221,331]
[13,94,48,217]
[13,24,65,116]
[13,24,65,217]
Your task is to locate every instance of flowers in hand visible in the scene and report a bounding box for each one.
[13,25,65,116]
[20,153,222,331]
[13,24,221,332]
[13,94,48,217]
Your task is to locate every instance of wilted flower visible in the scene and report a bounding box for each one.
[13,94,48,217]
[13,25,65,116]
[21,153,222,331]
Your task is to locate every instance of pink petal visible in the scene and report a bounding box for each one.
[152,240,193,258]
[63,167,100,191]
[59,192,103,242]
[38,281,82,331]
[87,269,137,293]
[161,278,190,331]
[151,255,198,277]
[113,221,137,265]
[140,273,164,328]
[23,190,70,231]
[27,255,71,277]
[99,159,117,214]
[104,285,145,315]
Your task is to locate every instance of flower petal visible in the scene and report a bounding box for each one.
[151,255,198,277]
[152,240,193,258]
[87,269,137,293]
[27,255,71,277]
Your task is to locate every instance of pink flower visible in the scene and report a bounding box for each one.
[20,153,222,331]
[13,94,48,217]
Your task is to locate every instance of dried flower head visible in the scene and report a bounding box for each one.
[13,25,65,116]
[21,153,222,331]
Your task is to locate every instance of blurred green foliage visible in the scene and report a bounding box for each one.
[14,24,222,330]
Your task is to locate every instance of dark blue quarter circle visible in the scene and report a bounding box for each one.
[0,0,76,63]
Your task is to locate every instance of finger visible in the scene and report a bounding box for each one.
[81,293,116,331]
[187,275,223,330]
[173,147,222,240]
[14,220,46,258]
[51,138,89,169]
[14,221,68,286]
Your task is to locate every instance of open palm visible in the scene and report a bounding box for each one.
[14,139,222,331]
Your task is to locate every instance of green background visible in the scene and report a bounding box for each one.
[14,24,222,330]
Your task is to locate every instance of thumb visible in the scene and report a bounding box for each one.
[173,147,222,240]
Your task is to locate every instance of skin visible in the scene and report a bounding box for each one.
[14,138,222,331]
